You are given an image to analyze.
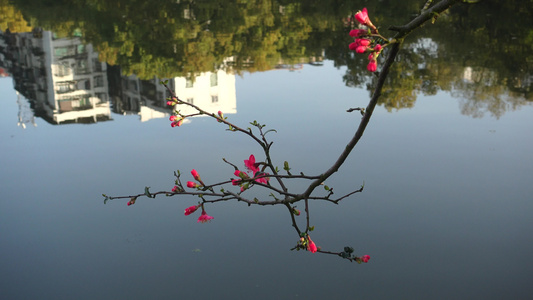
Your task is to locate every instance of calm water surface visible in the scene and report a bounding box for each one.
[1,61,532,299]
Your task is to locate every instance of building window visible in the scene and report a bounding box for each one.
[130,80,138,91]
[56,61,71,77]
[74,59,89,75]
[93,58,102,72]
[56,81,76,93]
[77,44,86,54]
[54,46,75,58]
[210,73,218,87]
[186,98,194,104]
[186,78,193,88]
[94,75,104,87]
[83,79,91,89]
[211,95,218,103]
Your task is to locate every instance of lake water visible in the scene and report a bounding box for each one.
[1,1,533,299]
[2,60,533,299]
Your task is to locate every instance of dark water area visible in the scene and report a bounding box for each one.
[1,1,532,299]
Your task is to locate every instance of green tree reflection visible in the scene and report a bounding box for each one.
[7,0,533,118]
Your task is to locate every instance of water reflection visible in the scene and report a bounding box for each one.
[2,0,532,120]
[1,29,111,125]
[0,29,239,125]
[1,2,533,299]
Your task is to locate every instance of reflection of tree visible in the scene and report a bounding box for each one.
[10,0,315,78]
[439,1,533,118]
[8,0,533,118]
[452,67,526,119]
[0,0,32,32]
[341,0,533,117]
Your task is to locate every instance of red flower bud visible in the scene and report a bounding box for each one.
[191,169,201,181]
[367,60,377,72]
[307,235,318,253]
[354,8,369,25]
[187,181,197,188]
[184,205,199,216]
[171,119,183,127]
[349,29,367,38]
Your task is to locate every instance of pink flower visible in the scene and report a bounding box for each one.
[232,170,248,186]
[367,59,377,72]
[184,205,199,216]
[356,40,370,53]
[349,29,367,38]
[187,181,197,188]
[253,172,269,184]
[361,255,371,263]
[354,8,369,25]
[349,39,371,53]
[217,110,224,122]
[197,210,214,223]
[127,198,136,206]
[244,155,260,174]
[169,115,178,121]
[357,39,370,46]
[171,186,179,192]
[191,169,201,181]
[171,120,183,127]
[307,235,318,253]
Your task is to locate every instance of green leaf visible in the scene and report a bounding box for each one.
[344,246,354,254]
[324,185,330,191]
[145,186,153,198]
[264,129,277,135]
[283,161,290,171]
[309,226,315,232]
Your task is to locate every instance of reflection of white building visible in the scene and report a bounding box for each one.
[167,69,237,117]
[1,29,110,124]
[109,66,237,122]
[3,28,237,125]
[108,72,172,122]
[43,31,110,124]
